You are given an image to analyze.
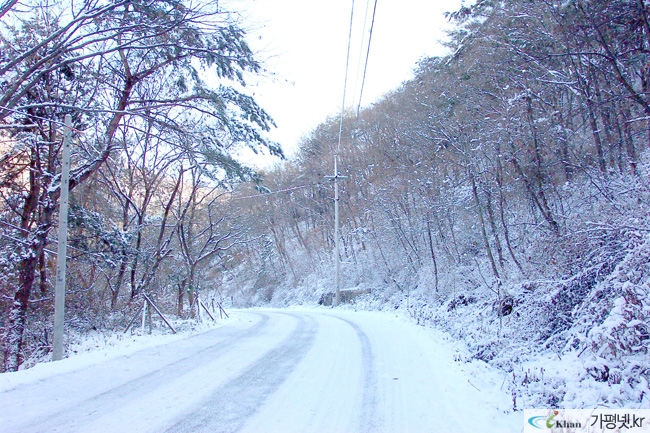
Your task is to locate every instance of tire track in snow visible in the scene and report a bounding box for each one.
[328,314,381,432]
[165,312,318,433]
[8,313,271,433]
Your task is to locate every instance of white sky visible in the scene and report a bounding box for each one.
[224,0,462,165]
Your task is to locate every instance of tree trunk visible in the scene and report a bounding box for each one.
[508,138,560,236]
[426,220,439,291]
[621,104,638,175]
[494,139,524,274]
[3,214,53,371]
[484,186,505,269]
[470,171,500,280]
[3,254,38,371]
[110,257,128,310]
[3,143,56,371]
[586,97,607,173]
[523,96,561,236]
[178,280,186,317]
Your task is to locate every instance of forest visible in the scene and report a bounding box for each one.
[230,0,650,406]
[1,0,649,408]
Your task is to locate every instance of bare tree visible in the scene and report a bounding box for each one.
[0,0,277,371]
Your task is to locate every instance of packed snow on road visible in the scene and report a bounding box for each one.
[0,308,519,433]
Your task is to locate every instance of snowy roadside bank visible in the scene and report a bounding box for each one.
[258,227,650,411]
[0,316,230,393]
[408,232,650,410]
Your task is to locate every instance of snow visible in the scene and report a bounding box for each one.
[243,158,650,411]
[0,320,223,393]
[0,308,520,432]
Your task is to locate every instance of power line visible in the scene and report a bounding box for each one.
[0,231,63,257]
[352,0,372,110]
[356,0,379,118]
[228,184,309,201]
[0,105,85,134]
[337,0,356,153]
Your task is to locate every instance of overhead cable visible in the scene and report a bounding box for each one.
[356,0,378,118]
[337,0,356,153]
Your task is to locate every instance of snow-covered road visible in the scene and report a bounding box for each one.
[0,309,519,432]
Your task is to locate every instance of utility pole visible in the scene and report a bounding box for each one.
[326,156,347,306]
[52,114,72,361]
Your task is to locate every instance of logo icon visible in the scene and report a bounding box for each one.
[546,411,558,428]
[527,411,559,429]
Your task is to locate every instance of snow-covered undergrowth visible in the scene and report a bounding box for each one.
[405,229,650,410]
[12,315,221,375]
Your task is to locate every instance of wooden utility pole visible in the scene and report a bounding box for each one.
[52,114,72,361]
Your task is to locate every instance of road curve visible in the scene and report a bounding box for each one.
[0,309,518,433]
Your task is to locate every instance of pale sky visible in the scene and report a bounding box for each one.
[224,0,462,166]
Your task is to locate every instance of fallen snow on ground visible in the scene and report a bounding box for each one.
[0,308,520,433]
[0,318,223,393]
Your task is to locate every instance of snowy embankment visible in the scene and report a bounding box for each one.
[0,309,520,433]
[268,230,650,411]
[408,230,650,410]
[0,318,219,393]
